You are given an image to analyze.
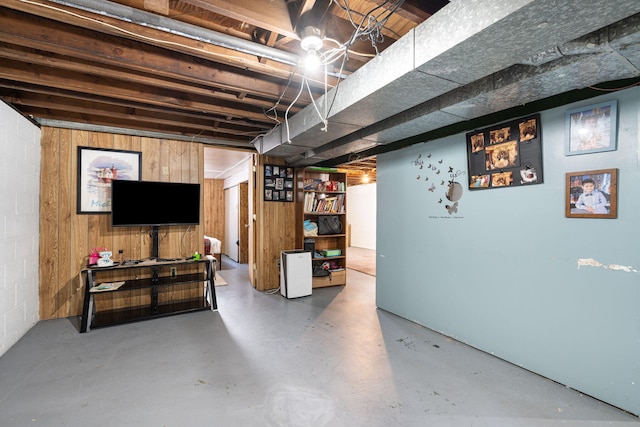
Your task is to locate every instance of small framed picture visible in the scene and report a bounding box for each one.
[566,168,617,219]
[565,100,617,156]
[275,177,284,190]
[519,167,538,184]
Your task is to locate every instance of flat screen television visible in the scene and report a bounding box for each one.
[111,180,200,227]
[111,180,200,259]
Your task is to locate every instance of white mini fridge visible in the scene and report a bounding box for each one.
[280,250,312,299]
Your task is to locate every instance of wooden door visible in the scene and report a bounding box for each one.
[224,185,239,262]
[239,182,249,263]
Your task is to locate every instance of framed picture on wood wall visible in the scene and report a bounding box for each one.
[565,168,617,219]
[565,100,617,156]
[264,164,294,202]
[77,146,142,214]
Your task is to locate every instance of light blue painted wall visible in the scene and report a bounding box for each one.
[376,87,640,415]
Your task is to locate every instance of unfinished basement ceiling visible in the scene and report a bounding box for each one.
[0,0,444,149]
[1,1,640,169]
[338,156,377,186]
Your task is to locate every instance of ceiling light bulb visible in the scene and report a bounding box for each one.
[300,26,323,52]
[304,48,321,70]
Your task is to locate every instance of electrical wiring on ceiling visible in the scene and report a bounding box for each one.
[334,0,405,54]
[272,0,407,144]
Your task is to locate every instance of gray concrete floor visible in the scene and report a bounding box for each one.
[1,257,638,426]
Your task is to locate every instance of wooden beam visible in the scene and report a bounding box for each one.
[0,89,273,133]
[0,8,322,103]
[180,0,299,39]
[329,0,416,40]
[0,0,332,87]
[0,43,303,115]
[24,105,256,142]
[143,0,169,15]
[0,80,272,129]
[370,0,433,23]
[0,58,271,121]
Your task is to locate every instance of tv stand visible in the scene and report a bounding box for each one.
[151,225,159,259]
[80,257,216,333]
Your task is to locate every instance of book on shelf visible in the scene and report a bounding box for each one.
[304,192,344,213]
[303,178,324,191]
[303,179,345,192]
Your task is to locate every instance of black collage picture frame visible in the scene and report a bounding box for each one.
[466,114,543,190]
[264,164,294,202]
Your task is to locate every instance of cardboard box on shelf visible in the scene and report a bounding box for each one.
[312,269,346,288]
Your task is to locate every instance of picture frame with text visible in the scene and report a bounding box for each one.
[77,146,142,214]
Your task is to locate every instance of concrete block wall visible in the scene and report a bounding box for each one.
[0,102,41,357]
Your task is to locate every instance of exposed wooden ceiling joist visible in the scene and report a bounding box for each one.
[181,0,298,39]
[0,0,448,150]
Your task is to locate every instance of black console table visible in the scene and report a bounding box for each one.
[80,257,217,332]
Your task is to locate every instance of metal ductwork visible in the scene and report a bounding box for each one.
[252,0,640,167]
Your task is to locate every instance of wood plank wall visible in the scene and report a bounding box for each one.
[39,127,204,320]
[203,179,225,249]
[253,156,297,291]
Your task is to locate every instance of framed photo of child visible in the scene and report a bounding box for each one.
[565,168,617,219]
